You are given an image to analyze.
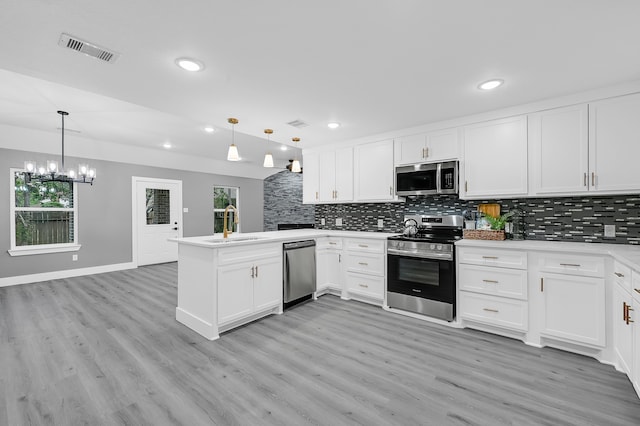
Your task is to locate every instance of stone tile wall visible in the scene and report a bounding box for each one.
[314,194,640,244]
[263,170,315,231]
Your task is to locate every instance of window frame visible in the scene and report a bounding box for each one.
[8,168,81,256]
[213,185,240,235]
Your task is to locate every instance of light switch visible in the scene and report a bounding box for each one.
[604,224,615,237]
[377,219,384,228]
[183,207,189,213]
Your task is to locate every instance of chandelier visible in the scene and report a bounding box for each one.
[23,111,96,185]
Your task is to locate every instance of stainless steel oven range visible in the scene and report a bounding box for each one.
[387,214,463,321]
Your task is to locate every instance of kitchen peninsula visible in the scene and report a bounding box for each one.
[171,229,395,340]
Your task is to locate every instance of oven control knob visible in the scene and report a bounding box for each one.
[430,244,435,250]
[437,244,442,250]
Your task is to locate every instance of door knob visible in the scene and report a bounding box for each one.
[173,227,178,230]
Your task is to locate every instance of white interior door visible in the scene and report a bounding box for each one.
[134,177,183,266]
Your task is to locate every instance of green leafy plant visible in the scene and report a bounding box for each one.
[483,211,515,230]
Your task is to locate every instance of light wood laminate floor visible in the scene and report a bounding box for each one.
[1,262,640,425]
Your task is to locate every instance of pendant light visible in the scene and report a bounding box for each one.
[263,129,274,168]
[23,110,96,185]
[226,118,240,161]
[291,137,302,173]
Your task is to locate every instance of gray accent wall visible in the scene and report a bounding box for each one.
[1,147,264,279]
[263,170,315,231]
[315,195,640,244]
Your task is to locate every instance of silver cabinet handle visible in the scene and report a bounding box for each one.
[592,172,595,186]
[483,308,499,313]
[359,283,369,288]
[614,272,625,278]
[482,256,498,259]
[250,266,255,278]
[635,288,640,295]
[482,279,499,284]
[425,147,429,158]
[255,265,258,278]
[583,173,587,187]
[329,242,337,245]
[560,263,581,267]
[358,244,369,248]
[358,262,368,266]
[389,186,393,196]
[412,289,422,293]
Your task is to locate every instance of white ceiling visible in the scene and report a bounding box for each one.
[1,0,640,174]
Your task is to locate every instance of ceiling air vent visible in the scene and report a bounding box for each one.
[287,119,310,129]
[58,33,120,63]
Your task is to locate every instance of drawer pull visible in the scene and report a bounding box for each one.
[482,279,499,284]
[635,289,640,295]
[482,256,498,260]
[623,302,628,322]
[483,308,499,313]
[358,262,369,266]
[560,263,581,267]
[540,277,544,292]
[411,289,422,293]
[358,283,369,288]
[358,244,369,248]
[329,242,337,245]
[614,272,625,278]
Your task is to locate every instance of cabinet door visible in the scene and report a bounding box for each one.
[614,283,634,375]
[302,151,320,204]
[395,134,426,165]
[217,263,254,325]
[318,150,337,202]
[253,257,282,312]
[539,273,605,347]
[317,250,342,291]
[634,297,640,393]
[425,128,458,162]
[589,93,640,192]
[529,105,589,195]
[334,147,354,202]
[462,116,528,198]
[354,139,395,201]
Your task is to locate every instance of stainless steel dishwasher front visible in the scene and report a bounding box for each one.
[283,240,316,306]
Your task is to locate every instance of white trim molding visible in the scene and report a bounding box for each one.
[0,262,136,288]
[8,243,81,257]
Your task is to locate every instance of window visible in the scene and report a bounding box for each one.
[9,169,80,256]
[213,186,239,234]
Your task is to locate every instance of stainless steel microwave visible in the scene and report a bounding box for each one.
[395,161,458,196]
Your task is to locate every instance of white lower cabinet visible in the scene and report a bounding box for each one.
[458,247,528,335]
[614,280,634,375]
[633,271,640,396]
[316,237,343,295]
[343,237,386,305]
[217,248,282,328]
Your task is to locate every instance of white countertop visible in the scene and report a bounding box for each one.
[456,238,640,270]
[170,229,399,248]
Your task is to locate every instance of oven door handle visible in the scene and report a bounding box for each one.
[387,248,453,261]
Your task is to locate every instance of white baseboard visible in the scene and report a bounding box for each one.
[0,262,137,287]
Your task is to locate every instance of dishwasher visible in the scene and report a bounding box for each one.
[283,240,316,309]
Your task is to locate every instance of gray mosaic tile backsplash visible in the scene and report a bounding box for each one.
[314,195,640,244]
[264,171,315,231]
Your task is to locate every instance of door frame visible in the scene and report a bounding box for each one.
[131,176,183,267]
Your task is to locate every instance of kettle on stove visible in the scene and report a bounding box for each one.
[402,218,419,237]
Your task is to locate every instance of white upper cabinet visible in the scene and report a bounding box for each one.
[395,128,459,165]
[461,115,528,199]
[354,139,395,201]
[303,148,353,204]
[529,104,589,195]
[302,151,319,204]
[589,93,640,193]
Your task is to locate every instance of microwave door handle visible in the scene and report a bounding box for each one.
[436,163,442,194]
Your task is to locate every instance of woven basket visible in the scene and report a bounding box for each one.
[463,229,506,241]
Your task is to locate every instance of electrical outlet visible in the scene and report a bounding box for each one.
[320,218,325,226]
[336,218,343,226]
[377,219,384,228]
[183,207,189,213]
[72,254,78,261]
[604,224,616,237]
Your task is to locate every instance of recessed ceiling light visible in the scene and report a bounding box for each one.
[327,122,341,129]
[280,146,288,151]
[204,126,215,133]
[163,142,172,149]
[175,57,204,72]
[478,79,504,90]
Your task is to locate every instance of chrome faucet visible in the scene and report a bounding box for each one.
[223,205,239,238]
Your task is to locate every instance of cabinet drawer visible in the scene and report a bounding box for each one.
[538,254,604,278]
[345,273,384,300]
[345,252,384,276]
[459,292,528,332]
[458,264,527,300]
[316,237,343,250]
[217,243,282,265]
[613,261,632,293]
[457,247,527,269]
[345,238,385,254]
